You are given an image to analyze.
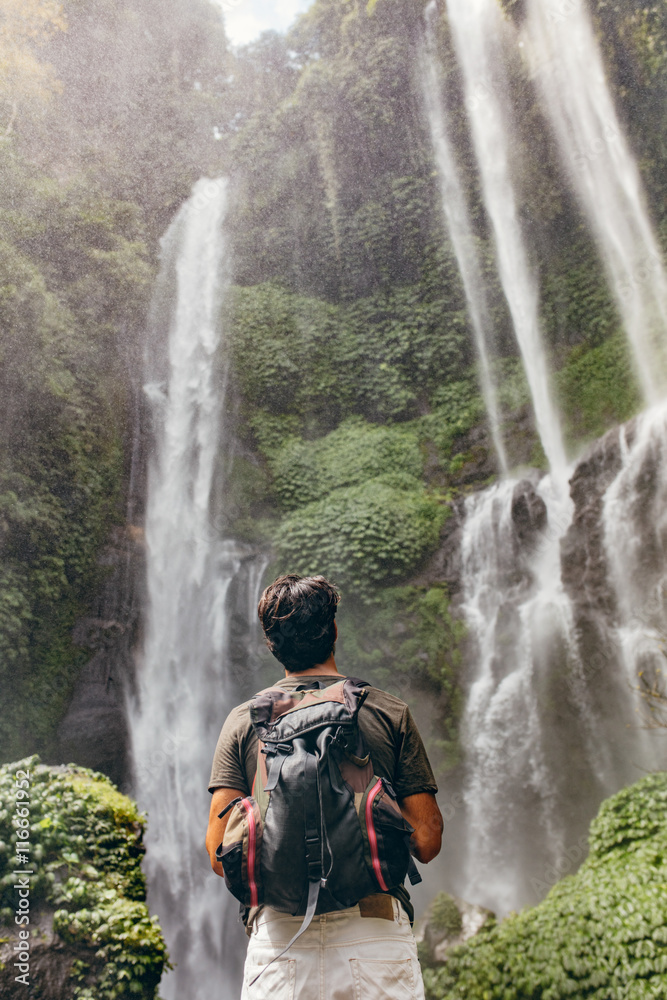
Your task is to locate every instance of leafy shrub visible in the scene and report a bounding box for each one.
[274,480,446,596]
[557,333,642,446]
[0,757,168,999]
[424,771,667,1000]
[269,416,425,509]
[430,892,463,936]
[229,281,469,429]
[337,584,464,771]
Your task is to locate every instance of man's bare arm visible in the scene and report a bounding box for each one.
[398,792,443,863]
[205,787,245,876]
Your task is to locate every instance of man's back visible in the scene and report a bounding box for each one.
[205,574,443,999]
[209,673,438,805]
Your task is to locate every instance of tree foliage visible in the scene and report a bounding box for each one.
[424,772,667,1000]
[0,0,66,134]
[0,756,169,998]
[0,145,151,759]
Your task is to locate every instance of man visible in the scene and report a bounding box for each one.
[206,574,443,999]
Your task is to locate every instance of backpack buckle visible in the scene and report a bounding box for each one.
[262,743,294,756]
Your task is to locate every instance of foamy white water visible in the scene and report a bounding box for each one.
[602,401,667,743]
[129,178,250,1000]
[459,477,580,912]
[421,2,507,474]
[525,0,667,402]
[458,404,667,914]
[445,0,567,484]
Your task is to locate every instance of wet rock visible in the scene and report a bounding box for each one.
[0,909,75,1000]
[511,479,547,542]
[414,891,495,965]
[561,423,626,619]
[56,527,144,789]
[409,499,465,594]
[57,650,130,788]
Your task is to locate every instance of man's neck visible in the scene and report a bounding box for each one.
[284,654,341,678]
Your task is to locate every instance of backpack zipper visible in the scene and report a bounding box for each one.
[240,799,259,907]
[365,779,388,892]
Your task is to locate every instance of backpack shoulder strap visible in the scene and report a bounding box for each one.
[249,676,370,742]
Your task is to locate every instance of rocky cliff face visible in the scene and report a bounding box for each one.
[56,528,145,791]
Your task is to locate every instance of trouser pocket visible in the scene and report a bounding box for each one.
[242,958,296,1000]
[350,957,421,1000]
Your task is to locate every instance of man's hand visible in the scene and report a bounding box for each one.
[398,792,443,863]
[205,787,245,876]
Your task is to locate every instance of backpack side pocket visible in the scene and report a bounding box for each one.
[216,796,263,908]
[359,777,413,892]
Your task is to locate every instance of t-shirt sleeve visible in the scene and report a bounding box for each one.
[393,706,438,799]
[208,703,252,795]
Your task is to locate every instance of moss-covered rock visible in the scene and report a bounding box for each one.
[423,772,667,999]
[0,756,168,1000]
[416,893,494,968]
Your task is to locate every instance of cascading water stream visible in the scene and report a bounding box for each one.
[458,476,577,912]
[129,178,257,1000]
[602,401,667,742]
[524,0,667,403]
[420,2,507,475]
[445,0,567,484]
[444,0,667,914]
[457,442,667,913]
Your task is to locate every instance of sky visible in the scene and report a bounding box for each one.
[215,0,314,47]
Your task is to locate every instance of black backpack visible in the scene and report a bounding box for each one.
[216,677,421,972]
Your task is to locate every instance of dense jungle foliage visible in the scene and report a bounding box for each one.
[221,0,654,749]
[0,0,665,769]
[0,757,168,998]
[423,771,667,1000]
[0,0,230,760]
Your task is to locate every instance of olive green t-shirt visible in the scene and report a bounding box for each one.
[208,674,438,799]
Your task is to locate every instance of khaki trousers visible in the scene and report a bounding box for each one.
[240,897,425,1000]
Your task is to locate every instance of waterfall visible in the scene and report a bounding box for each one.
[458,476,577,912]
[420,2,507,475]
[602,401,667,736]
[445,0,567,483]
[524,0,667,404]
[129,177,261,1000]
[457,405,667,914]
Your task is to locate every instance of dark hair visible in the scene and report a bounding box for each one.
[257,574,340,672]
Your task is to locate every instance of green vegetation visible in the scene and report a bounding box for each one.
[0,149,151,760]
[0,0,232,762]
[229,282,470,429]
[275,481,445,595]
[424,771,667,1000]
[430,892,464,936]
[0,756,168,999]
[266,417,447,595]
[337,584,464,772]
[557,334,643,447]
